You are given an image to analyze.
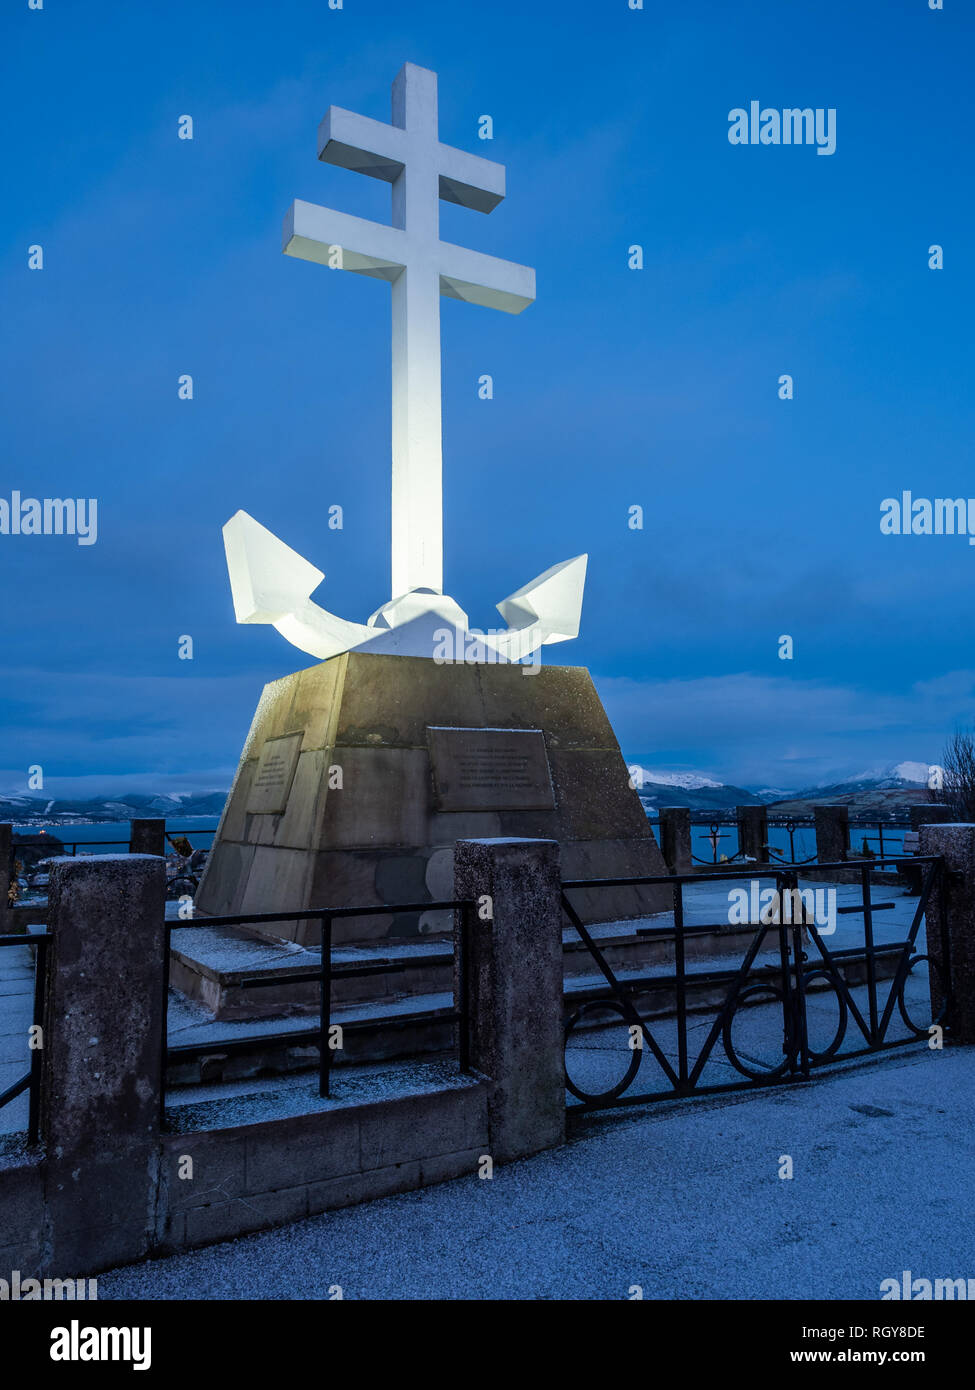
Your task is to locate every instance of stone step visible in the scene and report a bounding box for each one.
[169,916,768,1022]
[169,927,454,1021]
[166,987,457,1087]
[166,942,907,1087]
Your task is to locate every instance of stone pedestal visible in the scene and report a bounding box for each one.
[919,824,975,1042]
[454,838,565,1161]
[737,805,768,862]
[658,807,691,874]
[42,855,166,1271]
[195,653,668,944]
[814,805,861,883]
[815,805,850,864]
[129,817,165,856]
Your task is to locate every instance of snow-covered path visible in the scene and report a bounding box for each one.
[98,1044,974,1301]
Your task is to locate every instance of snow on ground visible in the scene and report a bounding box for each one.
[96,1044,975,1300]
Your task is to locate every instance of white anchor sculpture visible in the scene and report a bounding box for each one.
[224,62,586,665]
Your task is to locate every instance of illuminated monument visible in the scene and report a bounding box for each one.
[223,61,585,663]
[195,64,667,941]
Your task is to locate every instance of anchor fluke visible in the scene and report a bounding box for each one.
[223,510,324,623]
[223,510,374,660]
[495,553,589,644]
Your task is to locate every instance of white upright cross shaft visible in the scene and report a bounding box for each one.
[282,62,535,602]
[390,65,442,596]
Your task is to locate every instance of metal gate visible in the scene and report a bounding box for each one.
[562,858,951,1113]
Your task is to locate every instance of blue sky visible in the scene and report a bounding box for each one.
[1,0,973,795]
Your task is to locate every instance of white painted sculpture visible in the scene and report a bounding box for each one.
[224,62,587,663]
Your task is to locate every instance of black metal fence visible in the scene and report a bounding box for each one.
[562,856,949,1113]
[645,812,913,866]
[8,823,216,904]
[10,824,215,859]
[163,900,475,1111]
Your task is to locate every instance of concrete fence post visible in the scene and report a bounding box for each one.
[919,824,975,1043]
[814,805,850,865]
[0,822,11,913]
[41,854,166,1272]
[453,837,565,1163]
[737,805,768,863]
[658,808,692,875]
[129,817,166,856]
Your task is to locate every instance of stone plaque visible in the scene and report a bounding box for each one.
[247,732,303,815]
[428,726,555,812]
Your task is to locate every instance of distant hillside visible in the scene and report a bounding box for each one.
[0,792,228,825]
[628,759,938,817]
[766,762,936,817]
[0,757,939,825]
[629,768,767,812]
[766,787,937,817]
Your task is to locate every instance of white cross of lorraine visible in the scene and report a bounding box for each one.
[223,63,586,665]
[283,61,535,600]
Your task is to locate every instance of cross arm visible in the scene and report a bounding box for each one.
[437,144,505,213]
[317,103,507,215]
[438,240,536,314]
[283,200,406,280]
[317,106,407,182]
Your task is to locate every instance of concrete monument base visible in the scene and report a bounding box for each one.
[195,652,668,944]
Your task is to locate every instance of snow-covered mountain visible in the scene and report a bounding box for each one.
[627,758,937,813]
[631,768,724,791]
[765,761,937,816]
[628,767,766,811]
[783,761,933,804]
[0,791,228,825]
[837,760,930,788]
[0,756,938,825]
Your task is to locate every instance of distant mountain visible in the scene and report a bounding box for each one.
[0,757,938,825]
[629,767,767,812]
[628,759,937,816]
[0,792,228,825]
[765,761,935,817]
[631,769,724,791]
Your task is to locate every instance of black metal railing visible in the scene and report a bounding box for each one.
[764,816,817,865]
[690,822,744,866]
[849,820,909,860]
[561,856,949,1114]
[644,812,918,868]
[8,823,217,904]
[0,931,50,1144]
[48,827,216,859]
[162,900,475,1112]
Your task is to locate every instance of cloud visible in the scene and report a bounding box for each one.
[596,668,974,788]
[3,660,969,800]
[0,666,261,795]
